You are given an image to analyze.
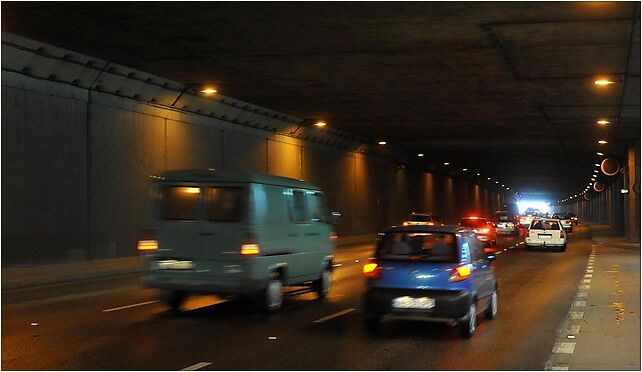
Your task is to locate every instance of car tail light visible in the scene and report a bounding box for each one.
[363,262,382,279]
[240,233,260,255]
[137,240,158,251]
[449,264,472,282]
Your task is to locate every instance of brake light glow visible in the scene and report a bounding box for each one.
[363,263,381,279]
[240,243,260,255]
[449,264,472,282]
[468,216,479,219]
[137,240,158,251]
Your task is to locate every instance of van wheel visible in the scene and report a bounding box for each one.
[459,302,476,338]
[485,290,498,320]
[262,278,283,312]
[160,290,185,312]
[312,268,331,299]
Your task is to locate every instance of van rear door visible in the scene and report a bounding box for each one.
[156,184,247,261]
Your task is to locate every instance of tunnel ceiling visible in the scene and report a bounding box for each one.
[2,2,640,201]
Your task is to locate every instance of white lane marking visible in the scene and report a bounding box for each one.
[553,343,576,354]
[568,324,581,335]
[102,300,158,312]
[313,308,356,323]
[582,279,592,284]
[586,269,593,273]
[576,292,588,298]
[573,300,586,307]
[584,274,593,278]
[570,311,584,319]
[181,362,212,371]
[550,366,569,370]
[579,284,591,290]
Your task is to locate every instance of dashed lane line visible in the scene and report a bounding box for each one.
[181,362,212,371]
[102,300,159,312]
[313,308,356,323]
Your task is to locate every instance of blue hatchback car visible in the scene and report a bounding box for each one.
[363,225,498,337]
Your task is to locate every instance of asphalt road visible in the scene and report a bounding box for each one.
[2,227,594,370]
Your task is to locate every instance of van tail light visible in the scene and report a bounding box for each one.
[137,240,158,251]
[363,262,382,279]
[449,264,472,282]
[240,233,260,255]
[137,229,158,251]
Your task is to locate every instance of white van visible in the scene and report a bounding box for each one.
[138,169,339,312]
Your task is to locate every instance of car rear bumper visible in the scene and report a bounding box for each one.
[364,288,473,320]
[525,238,566,247]
[496,227,517,235]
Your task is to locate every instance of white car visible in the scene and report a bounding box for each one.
[552,214,573,233]
[518,213,536,228]
[525,218,567,252]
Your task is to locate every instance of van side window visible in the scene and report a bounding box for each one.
[288,189,310,223]
[207,187,243,222]
[309,192,328,222]
[162,186,201,220]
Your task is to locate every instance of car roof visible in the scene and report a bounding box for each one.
[383,225,469,234]
[154,169,321,190]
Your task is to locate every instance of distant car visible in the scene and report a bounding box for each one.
[525,218,567,252]
[493,211,518,236]
[552,213,573,233]
[569,213,579,225]
[459,217,497,247]
[363,225,498,338]
[402,212,446,226]
[518,213,536,228]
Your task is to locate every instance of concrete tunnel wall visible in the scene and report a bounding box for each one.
[1,35,507,266]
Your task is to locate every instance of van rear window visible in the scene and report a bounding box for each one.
[376,232,458,263]
[208,187,244,222]
[162,186,201,220]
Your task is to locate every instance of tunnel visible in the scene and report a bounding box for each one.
[1,3,641,371]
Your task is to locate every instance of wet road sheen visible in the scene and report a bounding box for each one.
[2,228,594,370]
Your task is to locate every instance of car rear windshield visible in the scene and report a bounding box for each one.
[162,186,201,220]
[376,232,458,263]
[530,220,560,230]
[207,187,244,222]
[408,215,432,222]
[459,218,487,228]
[495,214,512,221]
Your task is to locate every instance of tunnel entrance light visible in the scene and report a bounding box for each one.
[598,140,608,144]
[200,88,218,94]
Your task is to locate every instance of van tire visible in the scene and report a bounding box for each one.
[459,302,476,338]
[160,290,185,312]
[261,278,283,312]
[313,268,331,299]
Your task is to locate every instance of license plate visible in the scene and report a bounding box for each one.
[538,234,552,239]
[498,223,506,228]
[392,296,435,310]
[157,260,193,270]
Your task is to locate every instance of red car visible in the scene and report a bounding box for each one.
[459,216,497,248]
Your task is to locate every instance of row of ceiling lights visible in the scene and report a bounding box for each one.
[558,78,617,203]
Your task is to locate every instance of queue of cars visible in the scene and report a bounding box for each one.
[136,169,576,338]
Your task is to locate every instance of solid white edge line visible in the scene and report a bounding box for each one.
[102,300,159,312]
[181,362,212,371]
[313,308,356,323]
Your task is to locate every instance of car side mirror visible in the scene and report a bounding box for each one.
[329,211,341,225]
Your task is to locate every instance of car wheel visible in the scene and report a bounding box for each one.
[460,302,477,338]
[313,268,331,299]
[365,315,382,332]
[525,245,532,251]
[160,290,185,312]
[485,290,498,320]
[262,278,283,312]
[559,244,567,253]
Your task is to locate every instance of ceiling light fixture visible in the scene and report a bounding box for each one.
[417,153,424,157]
[378,141,387,145]
[314,121,327,127]
[200,88,218,94]
[597,152,604,156]
[443,162,450,165]
[594,79,615,86]
[596,119,610,125]
[598,140,608,144]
